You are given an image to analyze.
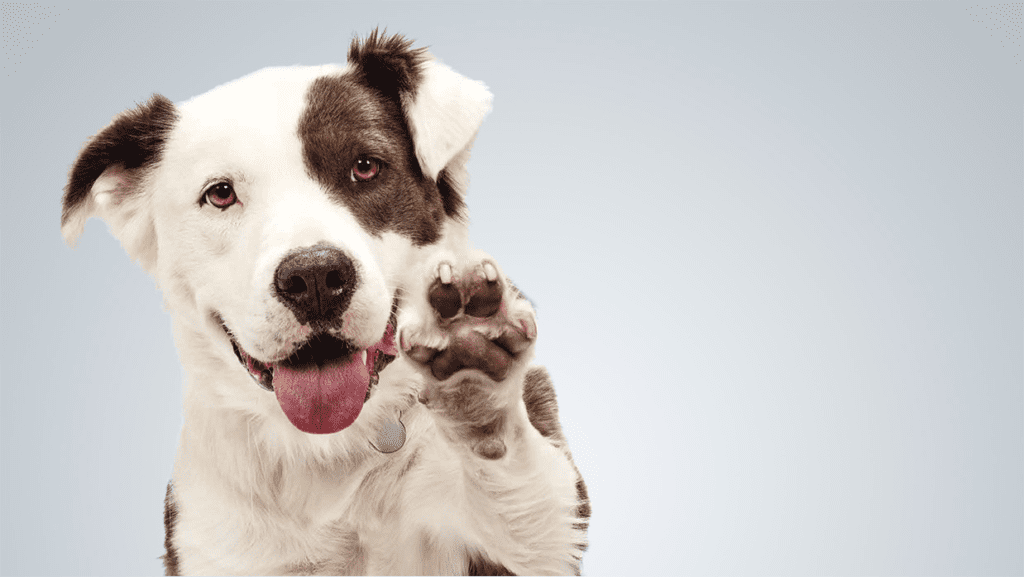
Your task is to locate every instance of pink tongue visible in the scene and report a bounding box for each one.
[274,356,369,434]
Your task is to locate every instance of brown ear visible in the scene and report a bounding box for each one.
[61,95,176,269]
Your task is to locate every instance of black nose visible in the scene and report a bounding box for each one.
[274,244,357,326]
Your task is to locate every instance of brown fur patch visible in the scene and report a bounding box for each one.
[63,94,177,226]
[347,29,426,100]
[522,366,591,559]
[574,473,592,534]
[522,366,566,443]
[299,72,447,245]
[161,483,180,576]
[300,31,469,246]
[466,552,516,575]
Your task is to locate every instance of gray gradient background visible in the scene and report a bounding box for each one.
[2,2,1022,575]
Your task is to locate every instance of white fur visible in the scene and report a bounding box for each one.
[64,50,584,575]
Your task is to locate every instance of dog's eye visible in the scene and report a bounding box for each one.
[351,158,380,182]
[203,182,237,209]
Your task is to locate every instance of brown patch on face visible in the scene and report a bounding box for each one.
[346,30,466,221]
[300,31,470,245]
[299,74,447,245]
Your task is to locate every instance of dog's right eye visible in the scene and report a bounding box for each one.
[351,158,381,182]
[202,182,238,209]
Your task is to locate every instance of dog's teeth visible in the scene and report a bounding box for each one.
[483,263,497,282]
[361,350,368,365]
[439,263,453,284]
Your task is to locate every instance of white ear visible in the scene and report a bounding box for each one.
[62,164,122,245]
[403,57,492,183]
[63,164,159,270]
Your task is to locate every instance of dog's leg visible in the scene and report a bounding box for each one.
[397,252,588,575]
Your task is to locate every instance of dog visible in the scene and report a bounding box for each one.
[60,31,589,575]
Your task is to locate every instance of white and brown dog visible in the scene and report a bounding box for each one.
[61,32,589,575]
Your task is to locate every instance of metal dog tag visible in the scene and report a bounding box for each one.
[370,412,406,453]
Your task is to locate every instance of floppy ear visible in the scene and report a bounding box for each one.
[402,56,492,187]
[61,95,176,270]
[347,31,492,197]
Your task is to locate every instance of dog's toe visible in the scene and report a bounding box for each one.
[464,270,502,318]
[428,274,462,319]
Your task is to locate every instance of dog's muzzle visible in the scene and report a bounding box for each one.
[213,244,399,435]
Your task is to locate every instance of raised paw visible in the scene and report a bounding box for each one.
[401,258,535,382]
[397,255,537,458]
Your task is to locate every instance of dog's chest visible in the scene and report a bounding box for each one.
[177,468,384,575]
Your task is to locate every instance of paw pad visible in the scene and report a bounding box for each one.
[404,260,533,383]
[428,261,503,321]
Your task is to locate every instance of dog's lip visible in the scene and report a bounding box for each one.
[230,339,275,391]
[213,312,395,394]
[225,331,361,393]
[212,312,280,390]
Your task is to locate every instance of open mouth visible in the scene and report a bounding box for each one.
[224,321,397,435]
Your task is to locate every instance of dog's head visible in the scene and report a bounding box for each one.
[61,32,490,435]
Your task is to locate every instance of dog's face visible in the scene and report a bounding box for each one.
[61,34,491,436]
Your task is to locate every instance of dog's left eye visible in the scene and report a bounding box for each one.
[351,158,380,182]
[202,182,238,209]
